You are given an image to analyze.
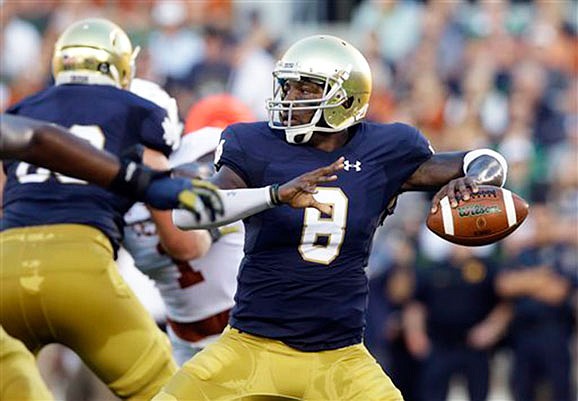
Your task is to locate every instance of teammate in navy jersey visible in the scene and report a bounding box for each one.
[0,112,225,401]
[0,18,222,400]
[157,35,510,401]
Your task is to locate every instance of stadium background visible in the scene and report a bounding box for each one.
[1,0,576,400]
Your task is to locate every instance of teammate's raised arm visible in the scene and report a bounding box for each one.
[0,113,223,216]
[1,113,119,186]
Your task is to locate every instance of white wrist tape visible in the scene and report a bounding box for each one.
[463,148,508,187]
[173,186,275,229]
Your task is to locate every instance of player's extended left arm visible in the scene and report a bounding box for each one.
[401,149,508,213]
[173,157,344,229]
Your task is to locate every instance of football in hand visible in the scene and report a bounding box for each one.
[426,185,529,246]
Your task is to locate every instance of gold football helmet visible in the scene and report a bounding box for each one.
[266,35,372,144]
[52,18,139,89]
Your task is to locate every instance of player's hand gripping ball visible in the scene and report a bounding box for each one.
[427,185,529,246]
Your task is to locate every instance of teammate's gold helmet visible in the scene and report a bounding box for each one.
[52,18,139,89]
[266,35,372,144]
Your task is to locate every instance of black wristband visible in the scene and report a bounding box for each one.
[269,183,281,206]
[109,159,157,201]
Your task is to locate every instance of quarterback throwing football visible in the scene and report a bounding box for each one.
[158,35,509,401]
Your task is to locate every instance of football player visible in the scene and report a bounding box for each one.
[0,111,222,401]
[0,18,210,400]
[123,94,255,365]
[157,35,509,400]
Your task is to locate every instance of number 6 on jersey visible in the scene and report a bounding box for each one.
[299,187,348,265]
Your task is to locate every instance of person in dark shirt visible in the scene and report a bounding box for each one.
[0,113,223,401]
[497,202,576,401]
[404,241,511,401]
[158,34,509,401]
[1,18,195,399]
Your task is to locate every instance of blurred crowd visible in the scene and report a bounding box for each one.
[1,0,576,400]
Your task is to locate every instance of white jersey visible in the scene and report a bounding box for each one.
[123,129,243,324]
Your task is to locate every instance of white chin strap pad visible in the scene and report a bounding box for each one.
[285,127,314,144]
[283,108,324,144]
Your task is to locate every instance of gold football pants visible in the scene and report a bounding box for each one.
[153,326,403,401]
[0,325,53,400]
[0,224,177,400]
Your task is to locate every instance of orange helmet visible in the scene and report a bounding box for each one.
[184,94,255,134]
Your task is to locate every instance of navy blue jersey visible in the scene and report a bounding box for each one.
[216,121,433,351]
[2,84,177,251]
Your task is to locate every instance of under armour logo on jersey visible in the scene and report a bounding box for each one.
[343,160,362,172]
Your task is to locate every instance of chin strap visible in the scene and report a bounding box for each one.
[285,126,315,144]
[283,107,325,144]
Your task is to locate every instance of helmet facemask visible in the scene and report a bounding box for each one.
[267,61,351,144]
[266,35,371,145]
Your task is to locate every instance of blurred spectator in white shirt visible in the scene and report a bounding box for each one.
[148,1,204,84]
[229,11,276,120]
[351,0,423,67]
[0,3,43,83]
